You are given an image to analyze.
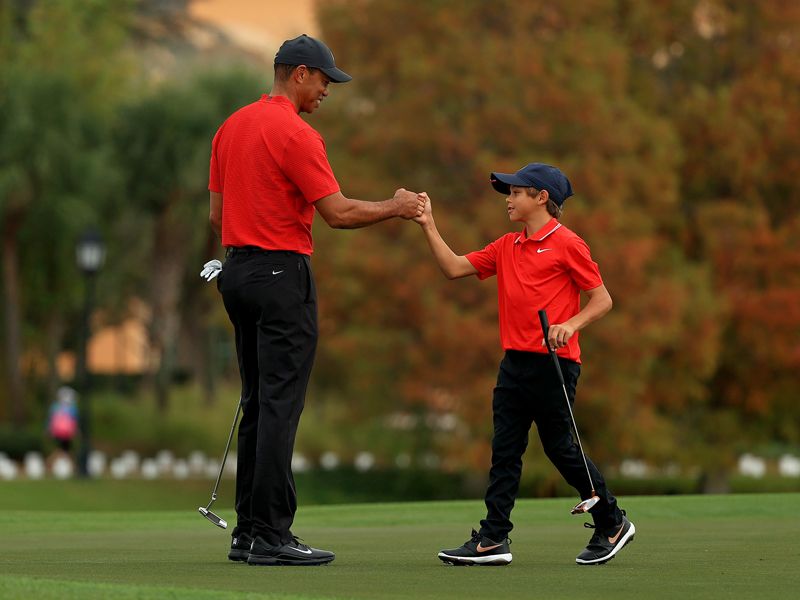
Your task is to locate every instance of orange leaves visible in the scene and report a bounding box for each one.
[307,0,800,471]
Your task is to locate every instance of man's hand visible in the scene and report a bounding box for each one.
[393,188,426,219]
[200,259,222,282]
[413,192,432,225]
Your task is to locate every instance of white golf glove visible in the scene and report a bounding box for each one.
[200,259,222,282]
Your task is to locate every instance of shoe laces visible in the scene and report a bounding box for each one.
[582,522,605,546]
[469,529,510,546]
[583,509,627,531]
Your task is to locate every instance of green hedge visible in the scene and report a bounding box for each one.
[0,426,44,460]
[294,469,800,503]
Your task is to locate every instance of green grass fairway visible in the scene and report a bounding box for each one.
[1,491,798,599]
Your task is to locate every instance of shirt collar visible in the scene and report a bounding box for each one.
[261,94,295,109]
[514,218,562,244]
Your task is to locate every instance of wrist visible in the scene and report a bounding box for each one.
[387,196,403,217]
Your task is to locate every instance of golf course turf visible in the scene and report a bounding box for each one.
[1,486,798,599]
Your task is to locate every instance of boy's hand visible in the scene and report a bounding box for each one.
[544,322,575,349]
[413,192,433,225]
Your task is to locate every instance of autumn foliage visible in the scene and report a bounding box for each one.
[308,0,800,476]
[1,1,799,486]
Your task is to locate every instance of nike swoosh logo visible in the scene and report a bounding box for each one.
[476,543,502,553]
[537,248,552,253]
[287,546,313,555]
[272,270,284,275]
[608,524,625,544]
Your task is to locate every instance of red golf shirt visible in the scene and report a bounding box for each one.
[465,218,603,363]
[208,95,340,254]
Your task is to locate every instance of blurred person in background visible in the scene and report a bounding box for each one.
[46,386,79,467]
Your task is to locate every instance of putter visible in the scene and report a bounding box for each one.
[198,397,243,529]
[537,309,600,515]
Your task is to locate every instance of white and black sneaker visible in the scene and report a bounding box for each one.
[575,513,635,565]
[438,529,512,566]
[247,536,335,566]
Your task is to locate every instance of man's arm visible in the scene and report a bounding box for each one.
[414,193,477,280]
[547,284,613,349]
[315,189,424,229]
[209,191,223,239]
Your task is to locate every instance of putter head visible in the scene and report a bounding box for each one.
[198,506,227,529]
[571,495,600,515]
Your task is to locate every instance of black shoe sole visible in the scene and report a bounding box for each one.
[247,554,335,567]
[228,550,249,562]
[576,534,635,566]
[438,554,512,566]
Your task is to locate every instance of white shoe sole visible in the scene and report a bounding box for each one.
[575,521,636,565]
[438,552,512,566]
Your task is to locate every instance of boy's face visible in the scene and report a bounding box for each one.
[506,185,542,222]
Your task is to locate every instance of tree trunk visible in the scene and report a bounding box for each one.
[148,198,189,413]
[196,227,220,406]
[1,214,26,425]
[699,468,731,494]
[180,300,217,407]
[45,312,65,401]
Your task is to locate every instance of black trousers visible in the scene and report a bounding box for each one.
[217,248,317,545]
[479,350,622,541]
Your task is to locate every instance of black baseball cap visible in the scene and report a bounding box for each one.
[490,163,574,206]
[274,34,352,83]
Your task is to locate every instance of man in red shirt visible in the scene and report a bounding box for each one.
[414,163,635,566]
[207,34,424,566]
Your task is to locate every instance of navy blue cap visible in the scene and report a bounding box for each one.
[275,34,352,83]
[490,163,574,206]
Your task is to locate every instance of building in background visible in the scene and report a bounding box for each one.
[190,0,316,57]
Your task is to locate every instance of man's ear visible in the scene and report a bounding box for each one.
[293,65,308,83]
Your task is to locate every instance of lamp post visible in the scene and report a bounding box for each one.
[75,228,105,477]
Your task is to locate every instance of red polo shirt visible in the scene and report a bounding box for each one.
[465,218,603,363]
[208,95,340,254]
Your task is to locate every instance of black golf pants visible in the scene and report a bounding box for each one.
[479,350,622,541]
[217,249,317,545]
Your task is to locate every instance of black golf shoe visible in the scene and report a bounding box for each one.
[228,532,252,562]
[247,536,335,566]
[575,513,635,565]
[438,529,512,566]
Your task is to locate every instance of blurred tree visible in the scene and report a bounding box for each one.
[113,69,263,412]
[312,0,719,472]
[615,0,800,488]
[0,0,129,424]
[305,0,800,484]
[1,0,797,487]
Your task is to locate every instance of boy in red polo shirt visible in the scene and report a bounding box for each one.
[414,163,635,566]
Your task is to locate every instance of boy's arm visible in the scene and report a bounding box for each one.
[415,194,478,279]
[547,284,613,349]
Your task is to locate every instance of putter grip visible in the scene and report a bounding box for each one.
[538,309,550,340]
[538,309,566,386]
